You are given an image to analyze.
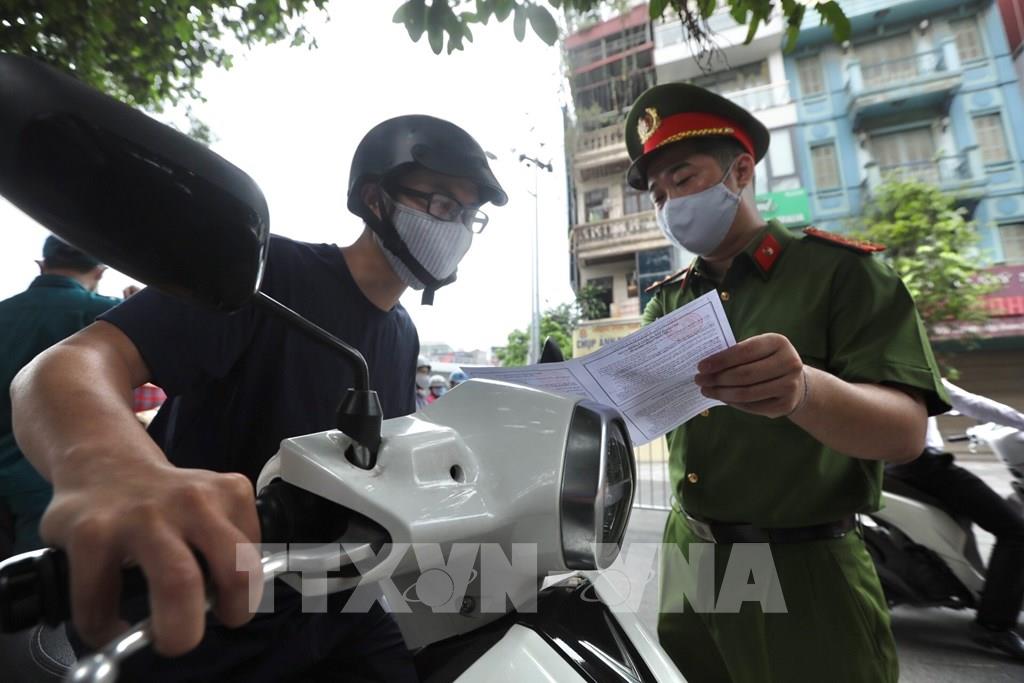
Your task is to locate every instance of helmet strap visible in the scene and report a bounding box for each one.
[362,187,457,306]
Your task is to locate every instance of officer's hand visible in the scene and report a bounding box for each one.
[39,456,262,656]
[694,333,808,419]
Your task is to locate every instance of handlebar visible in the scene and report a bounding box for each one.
[0,479,353,633]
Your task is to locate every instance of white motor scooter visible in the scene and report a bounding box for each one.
[0,54,686,683]
[968,422,1024,516]
[861,425,1024,612]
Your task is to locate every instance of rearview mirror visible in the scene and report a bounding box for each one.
[0,55,383,464]
[0,54,269,311]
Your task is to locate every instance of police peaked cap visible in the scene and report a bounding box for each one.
[625,83,770,190]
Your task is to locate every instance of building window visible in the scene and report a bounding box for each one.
[796,55,825,97]
[622,182,647,215]
[810,144,841,190]
[869,126,938,184]
[952,18,985,63]
[586,276,613,316]
[636,247,675,314]
[858,34,917,88]
[694,59,769,98]
[584,188,609,222]
[974,113,1011,164]
[1001,224,1024,264]
[768,129,796,178]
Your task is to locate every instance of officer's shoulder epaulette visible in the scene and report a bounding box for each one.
[644,267,689,294]
[801,226,886,254]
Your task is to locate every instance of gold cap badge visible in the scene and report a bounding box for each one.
[637,107,661,145]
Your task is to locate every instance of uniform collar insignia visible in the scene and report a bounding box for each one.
[744,221,793,280]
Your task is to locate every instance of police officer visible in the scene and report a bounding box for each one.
[12,115,506,680]
[626,84,950,682]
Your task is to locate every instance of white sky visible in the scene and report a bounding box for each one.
[0,3,575,352]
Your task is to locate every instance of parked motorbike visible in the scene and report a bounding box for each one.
[967,422,1024,515]
[0,54,685,682]
[862,426,1024,611]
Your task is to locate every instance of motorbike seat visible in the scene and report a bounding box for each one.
[0,624,75,682]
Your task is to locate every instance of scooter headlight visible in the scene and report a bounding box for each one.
[560,400,636,570]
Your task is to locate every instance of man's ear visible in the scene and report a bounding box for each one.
[360,182,383,221]
[732,153,756,191]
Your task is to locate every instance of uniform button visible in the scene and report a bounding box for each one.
[720,291,730,302]
[687,472,699,484]
[763,246,775,256]
[700,410,709,417]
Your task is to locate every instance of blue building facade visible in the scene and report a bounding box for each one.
[786,0,1024,263]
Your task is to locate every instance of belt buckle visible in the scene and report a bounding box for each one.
[685,513,717,543]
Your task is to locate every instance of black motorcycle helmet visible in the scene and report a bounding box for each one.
[347,115,507,304]
[347,115,507,214]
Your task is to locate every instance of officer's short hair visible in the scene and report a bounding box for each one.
[666,137,756,194]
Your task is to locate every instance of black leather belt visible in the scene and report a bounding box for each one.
[683,512,856,544]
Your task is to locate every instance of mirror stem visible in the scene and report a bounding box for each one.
[254,292,370,390]
[254,292,383,468]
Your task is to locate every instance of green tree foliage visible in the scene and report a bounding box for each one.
[496,302,577,366]
[855,179,995,334]
[0,1,327,111]
[394,0,850,55]
[1,2,850,112]
[576,282,609,321]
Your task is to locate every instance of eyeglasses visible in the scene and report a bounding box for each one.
[388,185,489,234]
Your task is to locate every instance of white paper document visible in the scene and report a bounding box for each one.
[463,291,737,445]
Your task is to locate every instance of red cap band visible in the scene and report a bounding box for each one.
[641,112,755,158]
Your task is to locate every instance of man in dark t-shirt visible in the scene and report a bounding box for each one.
[10,116,507,681]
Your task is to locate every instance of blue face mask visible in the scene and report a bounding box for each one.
[655,162,741,256]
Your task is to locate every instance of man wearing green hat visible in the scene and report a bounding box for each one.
[626,83,950,682]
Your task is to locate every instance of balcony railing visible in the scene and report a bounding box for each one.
[572,211,661,253]
[862,150,986,195]
[878,158,967,185]
[576,122,625,155]
[721,81,792,113]
[847,42,961,95]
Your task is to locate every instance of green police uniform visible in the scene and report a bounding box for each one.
[626,84,950,683]
[0,274,120,552]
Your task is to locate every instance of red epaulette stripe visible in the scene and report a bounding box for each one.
[803,227,886,253]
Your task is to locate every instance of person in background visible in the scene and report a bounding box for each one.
[0,236,120,555]
[427,374,447,403]
[448,369,468,389]
[887,377,1024,660]
[133,382,168,426]
[416,355,432,410]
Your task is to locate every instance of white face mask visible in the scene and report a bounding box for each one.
[416,372,431,390]
[655,162,741,256]
[374,197,473,291]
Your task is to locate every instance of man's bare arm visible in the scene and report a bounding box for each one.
[11,321,261,655]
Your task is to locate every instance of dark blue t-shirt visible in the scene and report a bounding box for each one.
[100,235,419,484]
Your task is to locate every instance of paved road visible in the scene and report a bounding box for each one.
[623,459,1024,681]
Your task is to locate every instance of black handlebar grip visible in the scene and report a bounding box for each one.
[0,480,350,633]
[0,549,150,632]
